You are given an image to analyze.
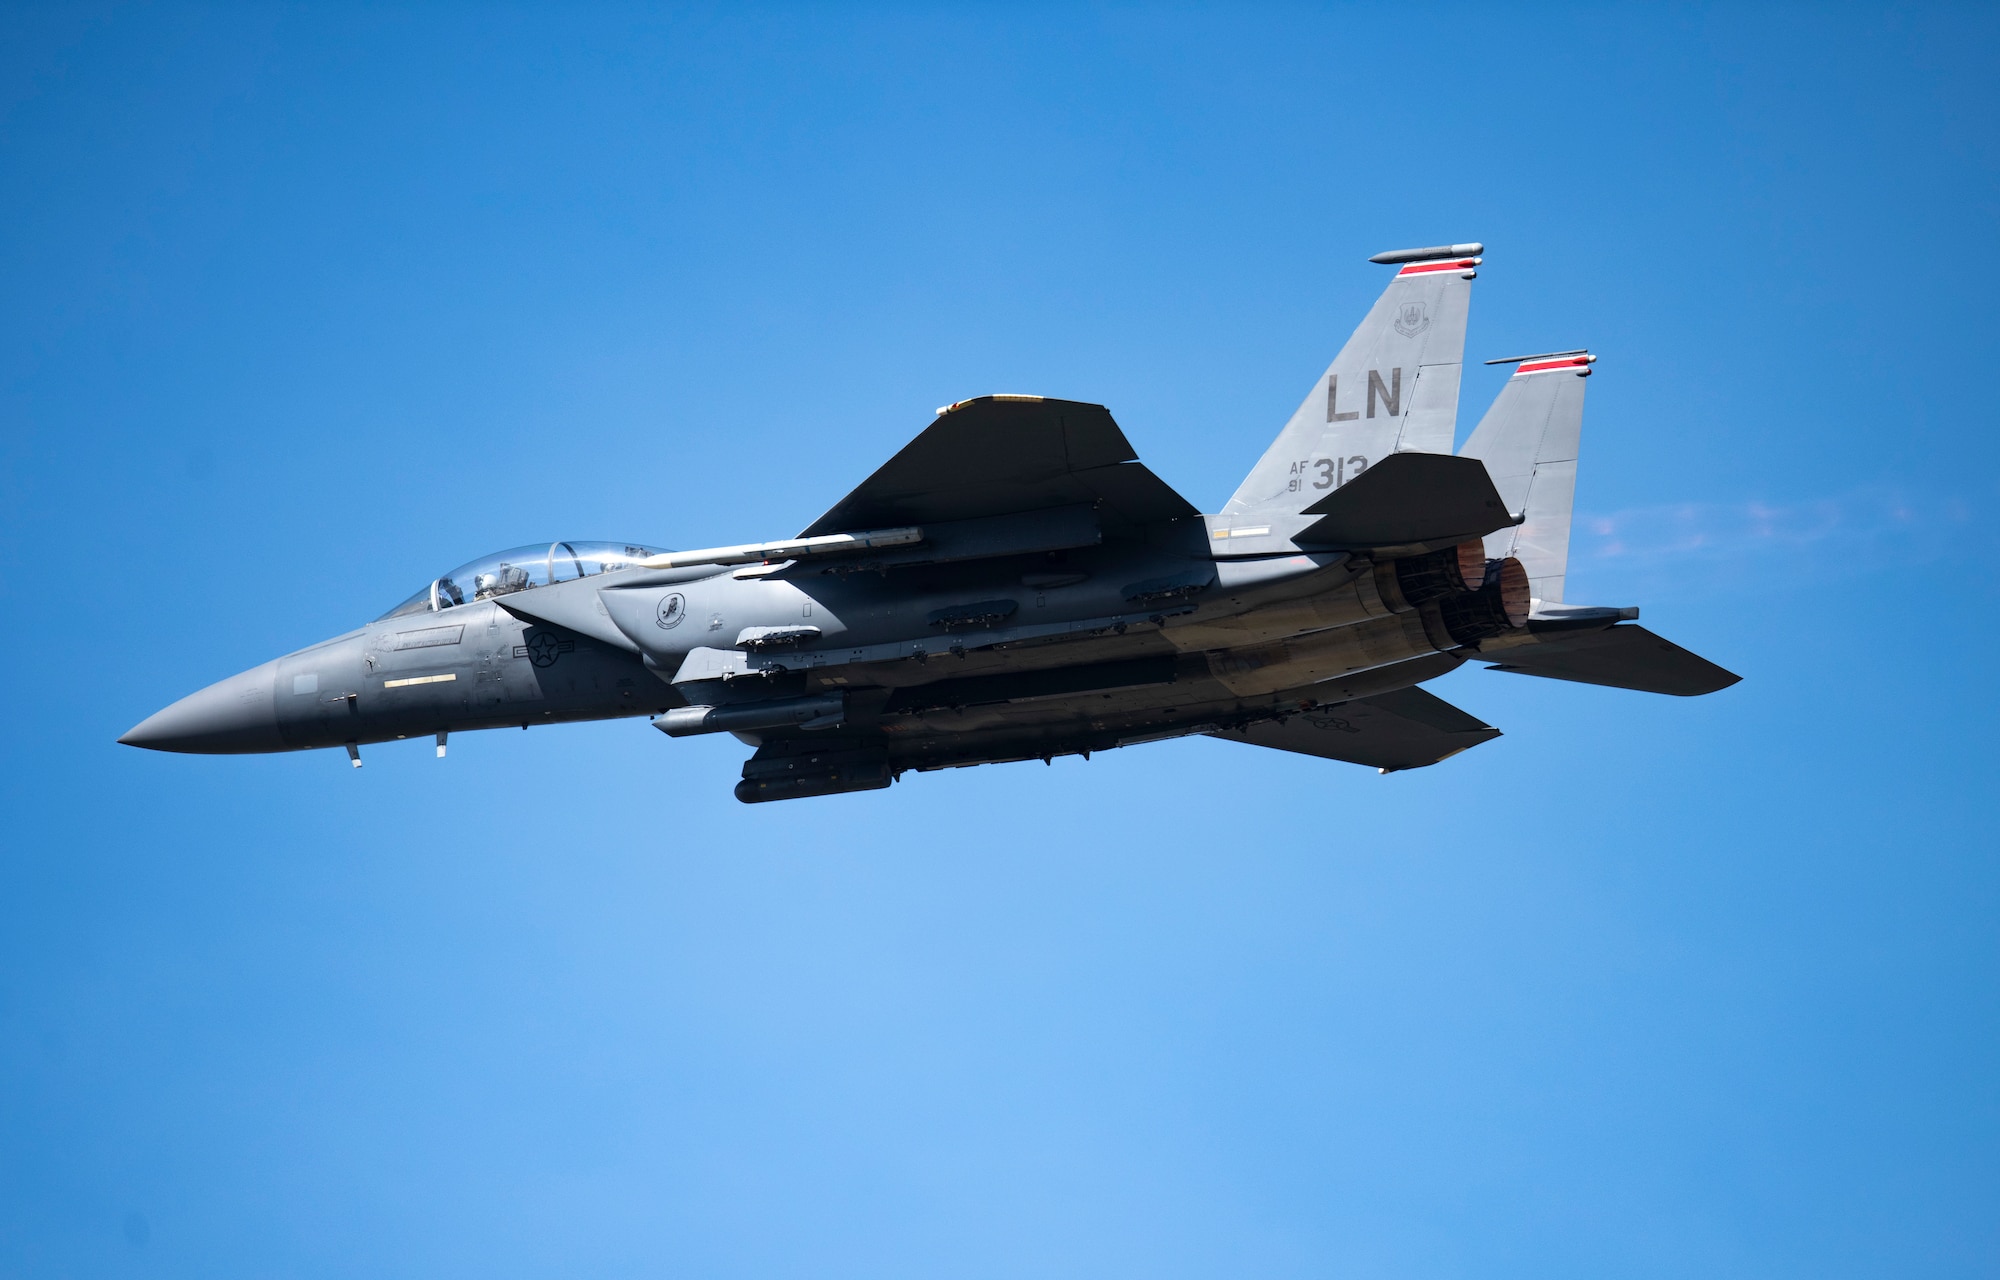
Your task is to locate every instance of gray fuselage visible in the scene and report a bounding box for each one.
[119,522,1498,787]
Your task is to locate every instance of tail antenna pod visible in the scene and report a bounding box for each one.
[1486,350,1598,369]
[1368,242,1484,264]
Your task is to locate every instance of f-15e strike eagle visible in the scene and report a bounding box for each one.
[121,243,1737,801]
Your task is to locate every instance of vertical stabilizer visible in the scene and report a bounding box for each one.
[1224,245,1480,517]
[1459,350,1593,603]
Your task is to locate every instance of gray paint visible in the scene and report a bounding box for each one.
[121,247,1737,799]
[1459,353,1591,603]
[1483,625,1741,697]
[1225,252,1475,517]
[1209,685,1500,773]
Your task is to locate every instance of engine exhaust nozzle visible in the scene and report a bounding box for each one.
[1393,540,1488,605]
[1437,557,1531,645]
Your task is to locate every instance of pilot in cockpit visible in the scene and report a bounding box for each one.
[378,542,665,622]
[475,565,531,600]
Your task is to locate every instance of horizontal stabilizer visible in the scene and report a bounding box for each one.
[1483,625,1739,696]
[1295,452,1514,550]
[1209,686,1499,772]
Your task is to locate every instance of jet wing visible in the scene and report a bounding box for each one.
[801,395,1199,536]
[1483,624,1739,696]
[1208,686,1499,772]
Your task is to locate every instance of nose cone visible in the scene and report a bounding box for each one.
[120,660,285,754]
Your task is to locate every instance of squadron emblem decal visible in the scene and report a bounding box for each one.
[655,592,687,629]
[1392,301,1431,338]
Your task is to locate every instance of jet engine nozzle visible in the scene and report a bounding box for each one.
[1437,557,1531,645]
[655,693,847,738]
[1392,540,1488,606]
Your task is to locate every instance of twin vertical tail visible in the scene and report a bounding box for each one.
[1457,347,1740,695]
[1227,250,1737,696]
[1223,244,1482,518]
[1458,350,1594,604]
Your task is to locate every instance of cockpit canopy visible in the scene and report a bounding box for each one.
[380,541,665,619]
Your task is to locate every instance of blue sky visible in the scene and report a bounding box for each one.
[2,5,1996,1277]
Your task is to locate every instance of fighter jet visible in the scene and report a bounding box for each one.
[120,243,1737,802]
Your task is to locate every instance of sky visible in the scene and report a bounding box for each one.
[2,4,1997,1277]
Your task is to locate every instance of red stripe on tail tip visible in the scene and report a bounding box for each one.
[1400,256,1480,274]
[1516,356,1593,373]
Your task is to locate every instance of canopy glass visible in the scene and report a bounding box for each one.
[379,541,664,619]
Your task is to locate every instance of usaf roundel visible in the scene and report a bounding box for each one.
[526,632,562,667]
[656,592,688,629]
